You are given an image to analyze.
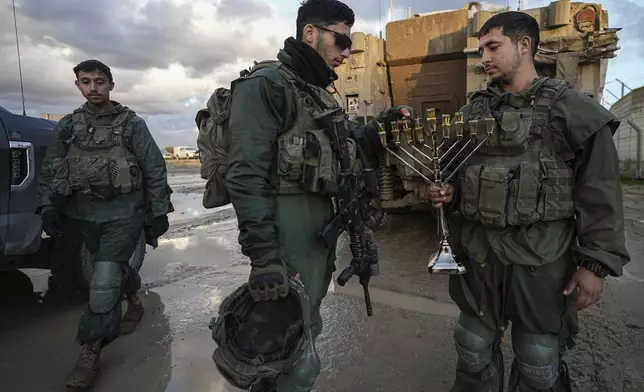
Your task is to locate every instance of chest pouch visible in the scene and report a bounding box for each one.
[300,129,339,195]
[109,150,142,195]
[494,111,534,155]
[66,153,114,199]
[506,162,545,226]
[66,122,142,198]
[477,166,514,228]
[277,134,305,183]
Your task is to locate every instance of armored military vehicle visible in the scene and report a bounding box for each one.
[334,0,620,212]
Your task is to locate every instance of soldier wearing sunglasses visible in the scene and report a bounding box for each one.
[212,0,412,391]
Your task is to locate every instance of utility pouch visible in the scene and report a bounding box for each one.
[478,166,513,228]
[460,164,483,221]
[507,162,543,226]
[277,135,305,182]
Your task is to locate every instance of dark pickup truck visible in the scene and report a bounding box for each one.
[0,106,146,296]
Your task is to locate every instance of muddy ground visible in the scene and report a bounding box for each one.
[0,159,642,392]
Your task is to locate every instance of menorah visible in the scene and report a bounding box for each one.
[376,108,496,275]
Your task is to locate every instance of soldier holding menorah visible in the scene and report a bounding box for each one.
[431,11,630,392]
[373,10,630,392]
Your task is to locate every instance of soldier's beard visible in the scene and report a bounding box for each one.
[498,49,521,86]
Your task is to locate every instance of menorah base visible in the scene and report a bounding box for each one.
[427,239,466,275]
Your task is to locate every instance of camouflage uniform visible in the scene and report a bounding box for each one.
[444,77,630,391]
[38,102,171,386]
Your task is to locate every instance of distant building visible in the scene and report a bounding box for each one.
[40,113,64,121]
[610,86,644,179]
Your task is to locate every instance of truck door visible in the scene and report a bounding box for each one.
[4,113,52,257]
[0,116,9,255]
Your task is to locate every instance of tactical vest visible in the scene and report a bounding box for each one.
[458,78,574,229]
[51,107,143,200]
[266,63,359,196]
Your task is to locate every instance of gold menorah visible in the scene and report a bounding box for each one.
[376,108,496,275]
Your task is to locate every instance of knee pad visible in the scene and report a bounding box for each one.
[89,261,123,314]
[453,315,496,374]
[513,332,560,390]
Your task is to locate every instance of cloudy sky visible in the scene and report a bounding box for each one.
[1,0,642,149]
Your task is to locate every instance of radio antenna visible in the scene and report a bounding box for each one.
[12,0,26,115]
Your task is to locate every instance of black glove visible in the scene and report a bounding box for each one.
[375,105,415,124]
[248,258,289,302]
[41,209,64,237]
[152,215,169,238]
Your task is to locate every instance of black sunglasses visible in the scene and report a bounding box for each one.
[313,25,352,51]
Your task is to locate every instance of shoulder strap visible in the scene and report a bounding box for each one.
[467,90,490,120]
[247,60,305,90]
[532,77,575,161]
[114,107,135,127]
[532,77,568,129]
[70,108,86,141]
[242,60,317,127]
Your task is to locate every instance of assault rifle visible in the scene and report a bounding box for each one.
[314,107,380,317]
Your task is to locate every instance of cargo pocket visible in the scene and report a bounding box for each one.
[277,134,305,183]
[300,129,339,195]
[109,156,142,194]
[50,158,71,196]
[79,156,113,199]
[478,166,512,228]
[499,111,531,153]
[460,164,482,221]
[507,162,543,226]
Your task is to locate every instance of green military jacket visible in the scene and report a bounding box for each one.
[449,77,630,276]
[225,50,367,264]
[38,102,171,223]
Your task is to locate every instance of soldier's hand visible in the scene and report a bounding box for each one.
[563,267,604,310]
[152,215,169,238]
[41,209,64,236]
[429,184,454,208]
[376,105,414,124]
[248,258,289,302]
[397,106,412,119]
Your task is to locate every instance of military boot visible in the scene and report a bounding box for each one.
[65,340,102,389]
[121,294,145,334]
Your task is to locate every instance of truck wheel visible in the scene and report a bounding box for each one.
[0,270,35,303]
[49,230,147,299]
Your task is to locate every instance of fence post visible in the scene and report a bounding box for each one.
[626,117,642,180]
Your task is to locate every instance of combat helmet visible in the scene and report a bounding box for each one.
[209,276,318,390]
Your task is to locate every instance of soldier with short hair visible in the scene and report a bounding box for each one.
[208,1,410,391]
[37,59,172,388]
[429,11,630,391]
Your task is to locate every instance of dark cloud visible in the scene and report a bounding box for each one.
[0,0,288,149]
[12,0,278,76]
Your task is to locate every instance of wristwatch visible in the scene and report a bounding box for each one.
[580,260,611,278]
